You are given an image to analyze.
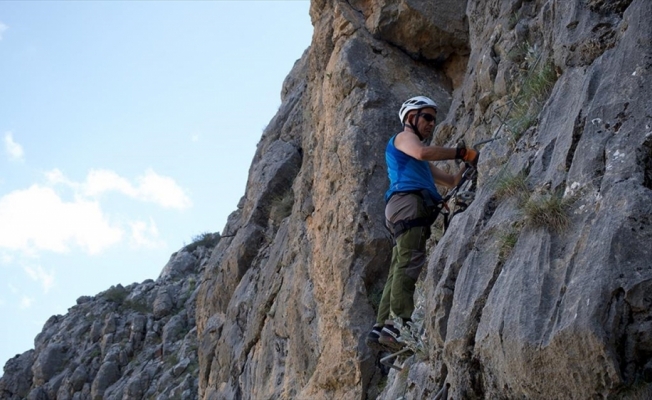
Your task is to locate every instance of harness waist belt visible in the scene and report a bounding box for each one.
[388,189,444,238]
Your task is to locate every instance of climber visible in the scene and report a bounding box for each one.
[366,95,478,352]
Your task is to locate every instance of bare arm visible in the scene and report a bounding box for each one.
[394,131,457,161]
[430,163,467,189]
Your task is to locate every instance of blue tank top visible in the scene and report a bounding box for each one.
[385,134,442,203]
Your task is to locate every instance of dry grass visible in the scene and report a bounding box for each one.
[523,192,574,232]
[506,43,558,139]
[495,172,529,201]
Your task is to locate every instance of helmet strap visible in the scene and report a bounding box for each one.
[405,113,424,141]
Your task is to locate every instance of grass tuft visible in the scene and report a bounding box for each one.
[506,43,558,140]
[498,228,520,261]
[524,192,574,232]
[495,172,529,201]
[522,60,557,102]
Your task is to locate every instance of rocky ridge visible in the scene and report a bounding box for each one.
[0,235,218,399]
[2,0,652,399]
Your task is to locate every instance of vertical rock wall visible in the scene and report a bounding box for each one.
[195,1,468,398]
[197,0,652,399]
[422,0,652,398]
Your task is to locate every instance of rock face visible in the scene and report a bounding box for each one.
[196,0,652,398]
[3,0,652,399]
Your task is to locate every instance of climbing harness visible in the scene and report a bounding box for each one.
[387,189,441,239]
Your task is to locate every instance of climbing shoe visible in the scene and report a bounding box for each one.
[378,324,404,352]
[365,324,385,352]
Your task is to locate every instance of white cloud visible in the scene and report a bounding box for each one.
[0,23,7,41]
[20,296,34,309]
[82,169,133,197]
[23,265,55,294]
[55,168,192,209]
[129,218,164,249]
[4,132,24,161]
[135,169,192,209]
[20,295,35,309]
[0,168,190,256]
[0,185,123,255]
[0,252,13,264]
[44,169,74,187]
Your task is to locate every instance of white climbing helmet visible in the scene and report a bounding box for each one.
[398,96,438,123]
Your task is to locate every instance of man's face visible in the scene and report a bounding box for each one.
[410,107,437,138]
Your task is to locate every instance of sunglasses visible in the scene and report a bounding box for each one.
[417,113,436,122]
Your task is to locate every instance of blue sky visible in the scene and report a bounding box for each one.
[0,1,312,369]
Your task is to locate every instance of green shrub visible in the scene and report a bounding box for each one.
[124,299,151,313]
[186,232,220,252]
[103,285,128,304]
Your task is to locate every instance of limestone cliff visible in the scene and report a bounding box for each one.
[2,0,651,399]
[195,0,651,398]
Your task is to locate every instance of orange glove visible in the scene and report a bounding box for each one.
[463,149,479,166]
[455,147,479,166]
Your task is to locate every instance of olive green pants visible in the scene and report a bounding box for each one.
[376,193,430,324]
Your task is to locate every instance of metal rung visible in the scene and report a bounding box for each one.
[433,383,450,400]
[380,348,413,371]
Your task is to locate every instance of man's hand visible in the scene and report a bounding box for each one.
[455,146,479,167]
[463,149,479,167]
